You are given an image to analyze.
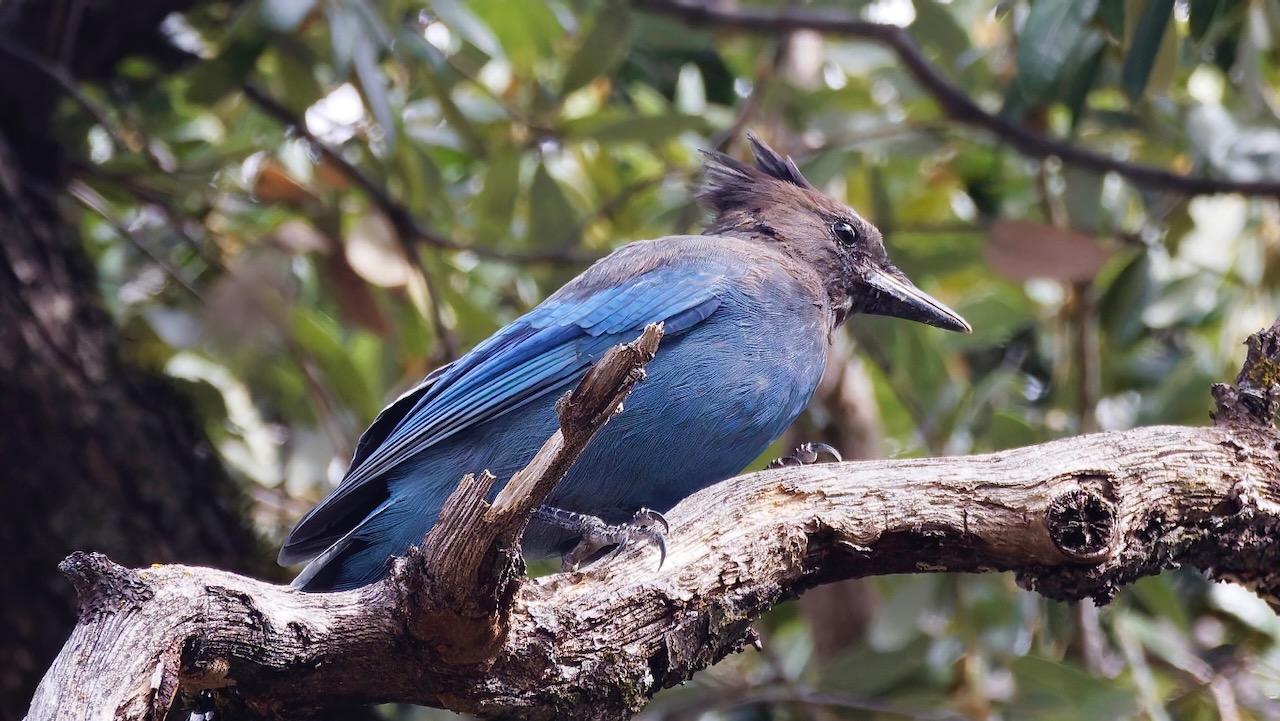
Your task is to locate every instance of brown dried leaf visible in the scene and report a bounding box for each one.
[315,156,352,191]
[321,251,390,336]
[254,160,318,207]
[985,220,1111,283]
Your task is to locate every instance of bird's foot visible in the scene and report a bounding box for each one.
[187,690,216,721]
[533,505,669,572]
[767,441,842,469]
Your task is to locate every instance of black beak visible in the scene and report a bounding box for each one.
[859,265,971,333]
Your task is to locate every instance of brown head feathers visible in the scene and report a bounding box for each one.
[697,132,861,241]
[694,132,972,335]
[698,133,814,215]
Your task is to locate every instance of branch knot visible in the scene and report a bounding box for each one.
[1046,489,1116,562]
[59,550,154,621]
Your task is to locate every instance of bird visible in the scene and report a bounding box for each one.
[279,134,971,591]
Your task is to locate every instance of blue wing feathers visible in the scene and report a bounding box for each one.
[281,258,737,567]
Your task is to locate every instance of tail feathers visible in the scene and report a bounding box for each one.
[288,498,401,592]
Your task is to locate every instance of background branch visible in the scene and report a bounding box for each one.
[634,0,1280,198]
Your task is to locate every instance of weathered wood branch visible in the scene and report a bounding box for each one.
[25,321,1280,721]
[402,322,662,662]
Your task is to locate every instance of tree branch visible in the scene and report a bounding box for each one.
[634,0,1280,198]
[25,321,1280,720]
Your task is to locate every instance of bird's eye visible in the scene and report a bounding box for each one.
[831,220,859,245]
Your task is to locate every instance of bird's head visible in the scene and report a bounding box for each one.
[699,134,970,334]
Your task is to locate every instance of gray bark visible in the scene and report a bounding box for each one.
[24,319,1280,720]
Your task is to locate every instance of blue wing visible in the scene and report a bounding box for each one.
[279,256,734,566]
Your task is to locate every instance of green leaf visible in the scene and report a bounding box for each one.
[561,4,632,97]
[527,162,578,247]
[427,0,504,58]
[1095,252,1157,345]
[1062,34,1106,132]
[1099,0,1125,37]
[1130,576,1192,631]
[1061,166,1106,232]
[472,149,521,236]
[1189,0,1245,42]
[951,288,1034,349]
[912,0,971,68]
[561,113,709,143]
[291,309,377,420]
[818,636,933,698]
[394,143,450,220]
[1121,0,1177,102]
[275,44,326,114]
[1016,0,1101,105]
[260,0,317,33]
[1010,656,1139,720]
[185,40,267,106]
[352,31,395,151]
[988,412,1040,450]
[867,576,942,652]
[326,3,358,77]
[467,0,562,69]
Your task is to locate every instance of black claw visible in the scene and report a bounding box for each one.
[556,507,670,572]
[767,441,843,469]
[633,507,670,534]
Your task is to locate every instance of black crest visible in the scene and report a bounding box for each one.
[745,132,812,188]
[698,132,814,215]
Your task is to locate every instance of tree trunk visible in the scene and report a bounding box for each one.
[0,3,263,717]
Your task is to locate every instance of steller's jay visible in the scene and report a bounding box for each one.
[280,135,970,591]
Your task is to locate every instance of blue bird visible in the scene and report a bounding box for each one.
[280,135,970,591]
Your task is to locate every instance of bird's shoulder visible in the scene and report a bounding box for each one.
[553,234,821,304]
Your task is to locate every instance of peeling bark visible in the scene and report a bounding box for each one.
[25,418,1280,719]
[25,320,1280,721]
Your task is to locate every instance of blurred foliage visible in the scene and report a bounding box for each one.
[60,0,1280,717]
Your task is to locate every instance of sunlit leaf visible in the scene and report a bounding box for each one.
[426,0,504,58]
[467,0,562,70]
[345,210,412,288]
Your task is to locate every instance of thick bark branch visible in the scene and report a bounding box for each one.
[26,420,1280,720]
[26,326,1280,721]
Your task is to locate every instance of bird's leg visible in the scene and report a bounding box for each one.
[186,690,216,721]
[532,505,669,572]
[767,441,842,469]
